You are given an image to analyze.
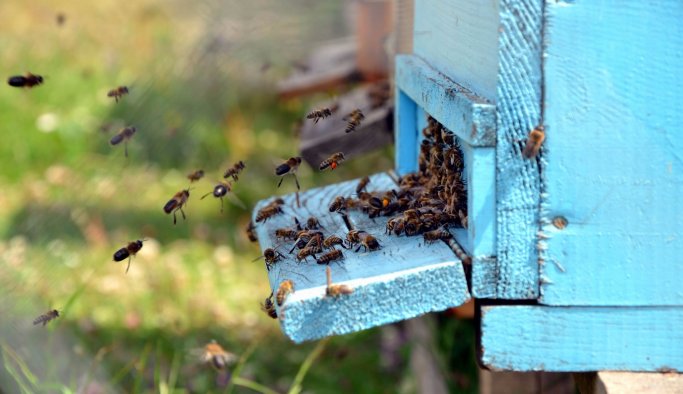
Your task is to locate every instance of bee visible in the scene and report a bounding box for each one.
[316,249,344,265]
[245,221,258,242]
[201,181,234,213]
[355,232,380,252]
[257,248,284,271]
[344,109,365,133]
[113,239,144,273]
[345,230,363,247]
[458,209,468,229]
[276,157,302,190]
[306,108,333,124]
[423,227,452,244]
[306,216,322,230]
[296,246,317,262]
[200,340,237,371]
[187,169,205,183]
[386,216,405,235]
[33,309,60,326]
[107,86,129,103]
[523,126,545,159]
[552,216,568,230]
[319,152,346,171]
[223,160,245,181]
[323,235,347,249]
[261,292,277,319]
[163,189,190,224]
[325,266,353,297]
[7,72,44,88]
[329,196,347,213]
[276,280,295,306]
[275,228,298,241]
[255,204,283,223]
[356,176,370,195]
[109,126,137,157]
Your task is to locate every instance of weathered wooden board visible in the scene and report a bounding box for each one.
[252,172,471,342]
[480,305,683,372]
[540,1,683,305]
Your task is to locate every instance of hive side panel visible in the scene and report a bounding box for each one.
[541,1,683,305]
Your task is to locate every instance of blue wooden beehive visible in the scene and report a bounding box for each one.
[253,0,683,371]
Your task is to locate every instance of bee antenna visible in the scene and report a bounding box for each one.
[200,191,212,200]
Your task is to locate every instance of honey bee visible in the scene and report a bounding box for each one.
[245,221,258,242]
[276,157,302,190]
[296,246,317,262]
[261,292,277,319]
[200,181,235,213]
[276,280,295,306]
[113,239,144,273]
[187,169,205,183]
[255,204,283,223]
[163,189,190,224]
[356,176,370,195]
[523,126,545,159]
[223,160,246,181]
[306,108,333,124]
[355,232,381,252]
[275,227,298,241]
[200,340,237,371]
[7,72,44,88]
[109,126,137,157]
[258,247,284,271]
[344,109,365,133]
[107,86,129,103]
[316,249,344,265]
[345,230,363,247]
[386,216,405,236]
[458,209,468,229]
[323,235,347,249]
[33,309,60,326]
[552,216,568,230]
[423,227,452,244]
[329,196,347,213]
[306,216,322,230]
[325,266,353,297]
[319,152,346,171]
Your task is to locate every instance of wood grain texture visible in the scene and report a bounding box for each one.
[480,305,683,372]
[252,172,470,342]
[413,0,500,102]
[540,1,683,306]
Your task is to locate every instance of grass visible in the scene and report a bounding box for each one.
[0,0,478,392]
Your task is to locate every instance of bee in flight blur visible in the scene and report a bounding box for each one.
[306,108,333,124]
[107,86,129,103]
[164,189,190,224]
[7,72,44,88]
[199,340,237,371]
[223,160,245,181]
[344,109,365,133]
[187,169,205,183]
[319,152,345,171]
[109,126,137,157]
[523,125,545,159]
[275,156,302,190]
[113,239,144,273]
[33,309,60,326]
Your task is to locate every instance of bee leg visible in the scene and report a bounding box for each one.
[173,211,177,225]
[293,174,300,190]
[180,208,186,221]
[277,177,284,188]
[355,245,361,253]
[220,198,224,213]
[124,142,128,158]
[126,257,132,274]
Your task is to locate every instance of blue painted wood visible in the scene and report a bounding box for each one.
[252,172,470,342]
[395,90,418,175]
[481,305,683,372]
[413,0,500,102]
[540,1,683,306]
[395,55,496,147]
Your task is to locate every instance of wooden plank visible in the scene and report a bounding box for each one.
[395,89,418,175]
[413,0,500,102]
[252,172,471,342]
[395,55,496,147]
[540,1,683,306]
[480,305,683,372]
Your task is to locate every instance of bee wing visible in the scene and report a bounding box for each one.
[226,192,246,210]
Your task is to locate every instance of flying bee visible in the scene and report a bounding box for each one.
[323,235,347,249]
[200,340,237,371]
[306,108,333,124]
[163,189,190,225]
[423,227,452,244]
[356,176,370,195]
[275,227,298,241]
[329,196,347,213]
[275,157,302,190]
[276,280,295,306]
[109,126,137,157]
[223,160,245,181]
[187,169,205,183]
[255,247,284,271]
[113,239,144,273]
[344,109,365,133]
[523,125,545,159]
[33,309,60,326]
[245,221,258,242]
[255,204,283,223]
[261,292,277,319]
[201,181,243,213]
[107,86,129,103]
[306,216,322,230]
[7,72,44,88]
[326,266,353,297]
[319,152,346,171]
[316,249,344,265]
[355,232,380,252]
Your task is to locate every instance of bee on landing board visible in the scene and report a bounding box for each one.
[245,220,258,242]
[325,266,353,297]
[276,280,294,306]
[319,152,345,171]
[261,292,277,319]
[255,204,283,223]
[523,126,545,159]
[275,157,302,190]
[109,126,137,157]
[187,169,205,183]
[200,340,237,371]
[7,72,44,88]
[316,248,344,265]
[306,108,333,124]
[223,160,245,181]
[422,227,452,244]
[356,176,370,195]
[107,86,129,103]
[344,109,365,133]
[33,309,60,326]
[323,235,347,250]
[254,247,284,271]
[113,239,144,273]
[163,189,190,224]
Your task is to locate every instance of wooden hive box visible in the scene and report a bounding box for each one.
[252,0,683,372]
